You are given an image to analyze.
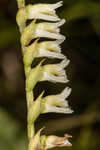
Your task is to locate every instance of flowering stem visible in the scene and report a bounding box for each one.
[16,0,73,150]
[16,0,35,141]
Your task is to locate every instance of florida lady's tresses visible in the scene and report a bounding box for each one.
[16,0,73,150]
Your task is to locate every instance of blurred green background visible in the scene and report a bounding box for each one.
[0,0,100,149]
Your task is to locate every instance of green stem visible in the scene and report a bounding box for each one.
[26,91,35,139]
[27,123,35,140]
[26,91,34,109]
[16,0,35,143]
[16,0,25,8]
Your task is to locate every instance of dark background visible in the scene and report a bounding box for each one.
[0,0,100,149]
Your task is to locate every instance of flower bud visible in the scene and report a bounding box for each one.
[45,134,72,149]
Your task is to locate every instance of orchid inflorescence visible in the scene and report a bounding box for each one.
[16,0,73,150]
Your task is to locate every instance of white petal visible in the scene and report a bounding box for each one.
[43,60,69,74]
[51,1,63,9]
[60,87,72,100]
[60,59,70,69]
[42,72,69,83]
[56,37,66,44]
[29,13,60,21]
[53,19,66,27]
[38,48,65,59]
[44,104,73,114]
[35,29,65,40]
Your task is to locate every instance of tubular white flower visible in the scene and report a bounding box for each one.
[42,87,73,114]
[41,59,70,83]
[38,41,65,59]
[27,1,63,21]
[26,59,70,92]
[21,20,65,46]
[24,40,65,68]
[35,19,65,40]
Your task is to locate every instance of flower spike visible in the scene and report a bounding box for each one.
[16,0,73,149]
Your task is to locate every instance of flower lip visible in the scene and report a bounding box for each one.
[43,103,73,114]
[38,48,65,59]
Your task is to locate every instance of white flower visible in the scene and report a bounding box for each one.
[35,19,65,40]
[42,87,73,114]
[26,59,70,91]
[38,40,65,59]
[27,1,63,21]
[41,59,69,83]
[23,40,65,67]
[21,19,65,46]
